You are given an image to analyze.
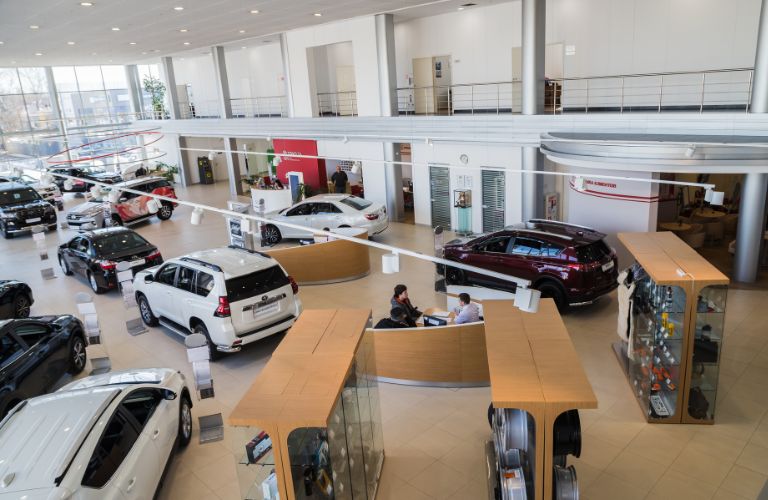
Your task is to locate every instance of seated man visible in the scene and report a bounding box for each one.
[391,284,421,327]
[374,307,410,329]
[453,293,480,324]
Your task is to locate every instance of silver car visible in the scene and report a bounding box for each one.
[261,194,388,245]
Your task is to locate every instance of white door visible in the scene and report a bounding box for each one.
[150,263,179,319]
[278,202,314,238]
[336,65,357,116]
[412,57,434,114]
[311,202,343,231]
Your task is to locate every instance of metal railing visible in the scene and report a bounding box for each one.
[317,91,358,116]
[396,67,755,115]
[230,96,287,117]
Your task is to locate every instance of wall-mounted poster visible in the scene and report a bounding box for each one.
[545,193,559,220]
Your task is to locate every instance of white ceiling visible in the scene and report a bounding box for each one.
[0,0,502,67]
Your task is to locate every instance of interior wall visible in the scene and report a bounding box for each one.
[316,140,387,208]
[310,42,355,94]
[410,142,523,232]
[394,0,760,87]
[286,16,382,117]
[233,138,271,177]
[172,55,219,114]
[179,136,226,184]
[225,44,285,99]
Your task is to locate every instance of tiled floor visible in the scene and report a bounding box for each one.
[1,181,767,499]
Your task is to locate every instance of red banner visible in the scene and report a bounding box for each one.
[272,139,327,192]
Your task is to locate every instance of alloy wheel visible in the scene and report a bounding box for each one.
[140,299,151,323]
[181,400,192,439]
[14,297,30,318]
[72,338,86,371]
[89,273,99,293]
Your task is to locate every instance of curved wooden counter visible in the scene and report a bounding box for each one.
[265,227,370,285]
[367,322,489,387]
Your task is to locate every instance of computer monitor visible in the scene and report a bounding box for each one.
[423,315,448,327]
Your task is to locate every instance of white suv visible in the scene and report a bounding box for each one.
[0,368,191,500]
[133,246,302,359]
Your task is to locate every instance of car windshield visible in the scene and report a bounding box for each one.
[0,187,40,206]
[339,196,372,211]
[226,266,290,302]
[93,232,150,255]
[576,240,611,262]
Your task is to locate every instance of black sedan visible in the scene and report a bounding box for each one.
[0,315,87,417]
[0,280,33,319]
[57,227,163,294]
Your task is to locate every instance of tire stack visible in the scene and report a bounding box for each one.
[551,410,582,500]
[491,407,535,500]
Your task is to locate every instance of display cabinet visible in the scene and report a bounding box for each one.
[615,232,729,424]
[230,309,383,500]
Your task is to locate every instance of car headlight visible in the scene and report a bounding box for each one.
[0,212,16,219]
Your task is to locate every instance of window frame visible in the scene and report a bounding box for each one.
[155,263,179,286]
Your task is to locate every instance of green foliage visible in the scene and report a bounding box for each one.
[142,76,166,111]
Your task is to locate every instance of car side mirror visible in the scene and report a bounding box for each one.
[162,389,177,401]
[144,274,154,284]
[118,197,127,203]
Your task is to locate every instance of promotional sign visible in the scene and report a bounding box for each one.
[272,139,327,192]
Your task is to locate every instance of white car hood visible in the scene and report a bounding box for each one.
[67,201,103,216]
[0,487,73,500]
[59,368,177,391]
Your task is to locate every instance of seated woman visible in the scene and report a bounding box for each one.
[391,284,421,327]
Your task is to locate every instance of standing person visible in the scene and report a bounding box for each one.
[330,165,348,194]
[391,284,421,327]
[374,307,410,329]
[453,293,480,324]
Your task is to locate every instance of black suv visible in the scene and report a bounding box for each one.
[0,182,57,239]
[49,166,123,193]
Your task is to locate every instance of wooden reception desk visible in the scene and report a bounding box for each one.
[265,227,370,285]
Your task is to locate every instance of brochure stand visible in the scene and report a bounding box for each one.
[185,333,223,444]
[32,227,56,280]
[115,261,147,336]
[74,292,111,375]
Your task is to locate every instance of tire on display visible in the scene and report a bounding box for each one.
[88,272,106,294]
[178,394,193,447]
[263,225,282,246]
[2,224,12,239]
[59,256,73,275]
[137,293,159,326]
[536,280,568,312]
[106,214,123,227]
[13,294,31,318]
[157,204,173,221]
[446,267,465,285]
[192,322,221,361]
[68,335,87,374]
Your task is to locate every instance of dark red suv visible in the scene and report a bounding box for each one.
[439,220,618,310]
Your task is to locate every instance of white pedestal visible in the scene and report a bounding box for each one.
[251,188,292,213]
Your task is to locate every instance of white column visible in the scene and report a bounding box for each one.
[376,13,404,222]
[279,33,295,118]
[160,57,181,120]
[125,65,143,117]
[212,46,233,119]
[45,66,73,166]
[224,137,244,198]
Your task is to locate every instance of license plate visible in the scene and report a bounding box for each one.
[26,217,41,223]
[602,261,614,272]
[253,302,279,318]
[128,258,146,268]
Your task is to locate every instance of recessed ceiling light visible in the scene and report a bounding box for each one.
[457,6,464,10]
[35,52,43,56]
[80,1,93,5]
[142,51,147,55]
[173,6,184,10]
[179,28,188,32]
[67,41,76,45]
[313,12,322,17]
[129,42,136,45]
[153,49,160,52]
[250,9,259,14]
[10,61,16,64]
[183,41,190,45]
[29,25,39,30]
[241,46,247,49]
[179,58,185,61]
[239,29,245,33]
[111,27,120,31]
[0,41,4,45]
[91,52,97,55]
[108,59,112,63]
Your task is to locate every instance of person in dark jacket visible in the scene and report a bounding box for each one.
[374,307,410,329]
[330,166,348,193]
[390,284,421,327]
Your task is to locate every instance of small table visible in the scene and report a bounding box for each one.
[659,222,692,233]
[692,208,726,220]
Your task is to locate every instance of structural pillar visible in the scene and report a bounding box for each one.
[376,13,404,222]
[212,46,233,119]
[125,65,143,118]
[160,57,181,120]
[521,0,546,221]
[279,33,295,118]
[734,0,768,282]
[224,137,244,198]
[45,66,74,166]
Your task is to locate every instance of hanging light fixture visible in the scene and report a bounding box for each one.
[89,185,103,198]
[351,161,362,175]
[514,287,541,313]
[63,180,74,191]
[108,189,121,204]
[190,207,204,225]
[684,144,696,158]
[382,253,400,274]
[146,198,162,214]
[573,176,587,192]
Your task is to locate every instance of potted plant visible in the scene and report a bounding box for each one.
[151,162,180,184]
[142,76,167,119]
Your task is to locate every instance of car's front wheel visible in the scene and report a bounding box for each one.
[178,394,193,447]
[263,224,282,246]
[156,203,173,221]
[68,334,87,374]
[1,223,13,239]
[137,293,159,326]
[13,294,31,318]
[59,255,73,275]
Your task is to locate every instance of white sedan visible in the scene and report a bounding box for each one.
[261,194,388,245]
[0,368,192,500]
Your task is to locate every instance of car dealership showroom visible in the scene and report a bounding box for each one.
[2,0,768,499]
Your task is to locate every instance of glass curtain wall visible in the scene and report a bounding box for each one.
[53,65,134,127]
[0,67,59,159]
[137,64,164,117]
